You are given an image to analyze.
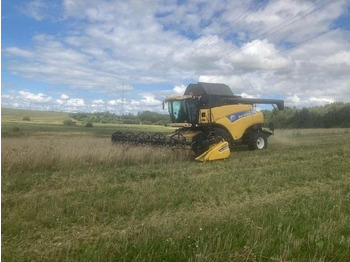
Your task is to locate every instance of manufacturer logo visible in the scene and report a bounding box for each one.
[219,145,229,152]
[227,110,256,123]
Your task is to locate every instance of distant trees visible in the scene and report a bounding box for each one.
[263,102,350,128]
[22,116,31,121]
[137,111,169,125]
[69,111,170,125]
[68,103,350,128]
[63,119,76,126]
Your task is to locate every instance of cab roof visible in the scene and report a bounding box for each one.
[184,82,234,97]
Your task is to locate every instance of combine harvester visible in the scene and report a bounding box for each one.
[112,82,284,161]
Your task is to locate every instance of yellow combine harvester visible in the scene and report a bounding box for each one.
[112,82,284,161]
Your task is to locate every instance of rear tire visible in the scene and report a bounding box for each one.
[248,132,267,150]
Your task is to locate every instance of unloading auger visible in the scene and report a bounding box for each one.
[112,82,284,161]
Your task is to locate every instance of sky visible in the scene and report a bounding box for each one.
[2,0,350,114]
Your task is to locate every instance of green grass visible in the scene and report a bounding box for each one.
[1,108,70,124]
[2,118,350,261]
[1,108,174,138]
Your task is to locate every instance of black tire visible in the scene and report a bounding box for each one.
[247,132,267,150]
[213,127,233,149]
[191,132,209,156]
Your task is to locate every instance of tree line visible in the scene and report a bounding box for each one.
[263,102,350,128]
[69,102,350,128]
[69,111,170,125]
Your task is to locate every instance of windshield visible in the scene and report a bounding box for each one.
[168,99,199,123]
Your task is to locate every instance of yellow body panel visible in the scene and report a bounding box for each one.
[195,140,230,162]
[199,104,264,140]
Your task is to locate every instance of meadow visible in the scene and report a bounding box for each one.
[2,109,350,261]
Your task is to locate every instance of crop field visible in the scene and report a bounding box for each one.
[2,109,350,261]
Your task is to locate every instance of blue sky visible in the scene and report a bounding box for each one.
[2,0,350,114]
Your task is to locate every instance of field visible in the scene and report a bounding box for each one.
[2,109,350,261]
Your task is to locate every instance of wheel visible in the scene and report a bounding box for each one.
[191,132,209,156]
[247,132,267,150]
[213,127,233,149]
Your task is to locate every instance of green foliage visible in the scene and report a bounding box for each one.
[69,111,170,126]
[264,102,350,128]
[85,122,93,127]
[137,111,170,125]
[22,116,31,121]
[63,119,76,126]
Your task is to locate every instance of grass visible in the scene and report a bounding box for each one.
[1,108,70,125]
[1,108,174,138]
[2,114,350,261]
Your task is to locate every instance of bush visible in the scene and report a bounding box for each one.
[12,127,20,132]
[63,119,76,126]
[85,122,93,127]
[22,116,31,121]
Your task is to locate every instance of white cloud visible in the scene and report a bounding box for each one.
[66,98,85,107]
[56,99,64,105]
[60,94,70,100]
[286,94,301,105]
[324,51,350,67]
[108,99,123,106]
[141,95,162,107]
[309,97,334,104]
[225,39,293,70]
[92,99,104,105]
[2,0,350,110]
[18,91,53,103]
[20,0,48,21]
[240,93,256,99]
[4,47,34,58]
[173,85,186,95]
[2,94,11,99]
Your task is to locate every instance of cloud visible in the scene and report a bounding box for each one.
[225,39,293,71]
[107,99,122,106]
[173,84,186,95]
[285,94,335,107]
[19,90,53,103]
[60,94,70,100]
[19,0,62,21]
[20,0,48,21]
[141,95,162,107]
[324,51,350,66]
[3,0,350,111]
[92,99,104,105]
[4,47,34,58]
[66,98,85,107]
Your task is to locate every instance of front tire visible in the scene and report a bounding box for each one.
[213,127,233,150]
[248,132,267,150]
[191,132,209,156]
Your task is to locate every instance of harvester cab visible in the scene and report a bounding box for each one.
[112,82,284,162]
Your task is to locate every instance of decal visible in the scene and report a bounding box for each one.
[227,110,256,123]
[219,145,229,152]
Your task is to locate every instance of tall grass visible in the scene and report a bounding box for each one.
[2,136,191,173]
[2,128,350,261]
